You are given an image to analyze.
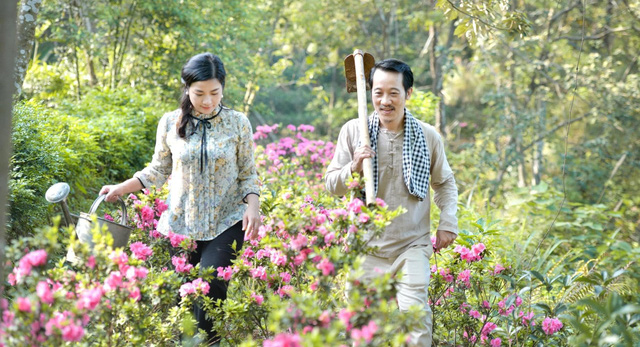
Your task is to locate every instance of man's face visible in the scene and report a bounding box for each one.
[371,69,412,130]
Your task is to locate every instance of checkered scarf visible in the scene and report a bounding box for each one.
[364,109,431,201]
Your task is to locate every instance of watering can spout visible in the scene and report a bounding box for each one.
[45,182,74,227]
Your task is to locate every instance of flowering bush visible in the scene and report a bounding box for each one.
[3,123,639,346]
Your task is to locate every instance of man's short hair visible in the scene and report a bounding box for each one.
[369,59,414,92]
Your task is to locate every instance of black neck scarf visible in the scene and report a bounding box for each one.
[188,106,223,173]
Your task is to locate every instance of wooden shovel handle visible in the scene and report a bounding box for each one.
[353,50,375,205]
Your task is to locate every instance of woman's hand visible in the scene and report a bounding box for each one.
[243,194,261,240]
[99,184,124,203]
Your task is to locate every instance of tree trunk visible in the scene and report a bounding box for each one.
[532,101,546,185]
[14,0,43,96]
[1,0,19,303]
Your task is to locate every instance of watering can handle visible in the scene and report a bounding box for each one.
[89,194,128,225]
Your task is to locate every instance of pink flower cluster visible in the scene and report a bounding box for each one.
[253,124,279,141]
[172,255,193,273]
[263,332,302,347]
[542,317,563,335]
[179,278,210,298]
[453,243,486,263]
[8,249,48,284]
[350,320,378,346]
[130,242,153,261]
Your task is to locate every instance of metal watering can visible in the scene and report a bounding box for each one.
[46,182,133,249]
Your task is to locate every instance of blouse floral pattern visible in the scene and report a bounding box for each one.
[134,107,260,241]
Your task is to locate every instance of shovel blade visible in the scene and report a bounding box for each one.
[344,52,375,93]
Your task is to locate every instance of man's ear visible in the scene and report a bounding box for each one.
[405,87,413,100]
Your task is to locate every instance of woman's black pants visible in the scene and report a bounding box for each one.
[187,221,244,344]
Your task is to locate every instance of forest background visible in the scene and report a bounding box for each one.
[2,0,640,344]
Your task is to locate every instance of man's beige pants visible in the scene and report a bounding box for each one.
[361,245,433,347]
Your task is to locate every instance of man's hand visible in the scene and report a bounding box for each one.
[350,145,376,174]
[434,230,457,252]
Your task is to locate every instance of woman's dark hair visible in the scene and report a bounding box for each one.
[368,58,414,93]
[177,53,226,138]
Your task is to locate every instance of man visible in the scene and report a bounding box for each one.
[325,59,458,346]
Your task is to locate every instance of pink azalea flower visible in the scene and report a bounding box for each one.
[154,199,168,214]
[129,286,141,302]
[17,297,31,312]
[251,292,264,305]
[104,271,123,291]
[490,338,502,347]
[316,258,335,276]
[347,198,364,214]
[140,205,155,222]
[76,287,104,310]
[493,263,506,275]
[520,311,535,326]
[37,281,54,304]
[217,266,234,281]
[280,272,292,283]
[61,322,84,342]
[481,322,497,336]
[130,242,153,261]
[263,332,302,347]
[457,269,471,287]
[358,213,370,223]
[167,231,187,248]
[542,317,563,335]
[86,256,96,269]
[469,310,481,319]
[171,255,193,273]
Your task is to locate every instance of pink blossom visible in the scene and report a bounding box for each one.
[347,198,364,214]
[103,213,114,222]
[287,124,296,131]
[130,242,153,261]
[347,179,360,189]
[155,199,168,214]
[128,193,138,200]
[61,322,84,342]
[277,285,294,298]
[482,300,490,309]
[358,213,370,223]
[490,338,502,347]
[493,263,506,275]
[481,322,497,336]
[167,231,187,248]
[109,251,128,267]
[298,124,315,132]
[515,296,523,306]
[104,271,123,291]
[469,310,481,319]
[171,256,193,273]
[250,266,267,281]
[263,332,302,347]
[217,266,234,281]
[76,287,103,310]
[280,272,292,283]
[471,242,485,255]
[270,251,288,266]
[129,286,141,302]
[520,311,535,326]
[338,309,355,329]
[17,297,31,312]
[360,320,378,342]
[251,292,264,305]
[22,249,48,267]
[289,234,308,250]
[457,269,471,286]
[179,282,195,297]
[86,256,96,269]
[316,258,335,276]
[375,198,387,207]
[140,206,155,222]
[37,281,54,304]
[542,317,563,335]
[192,278,210,295]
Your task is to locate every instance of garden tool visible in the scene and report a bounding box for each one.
[45,183,132,250]
[344,49,376,205]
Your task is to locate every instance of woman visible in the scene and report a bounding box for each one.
[100,52,260,345]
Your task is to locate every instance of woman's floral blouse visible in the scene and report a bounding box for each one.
[134,106,260,241]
